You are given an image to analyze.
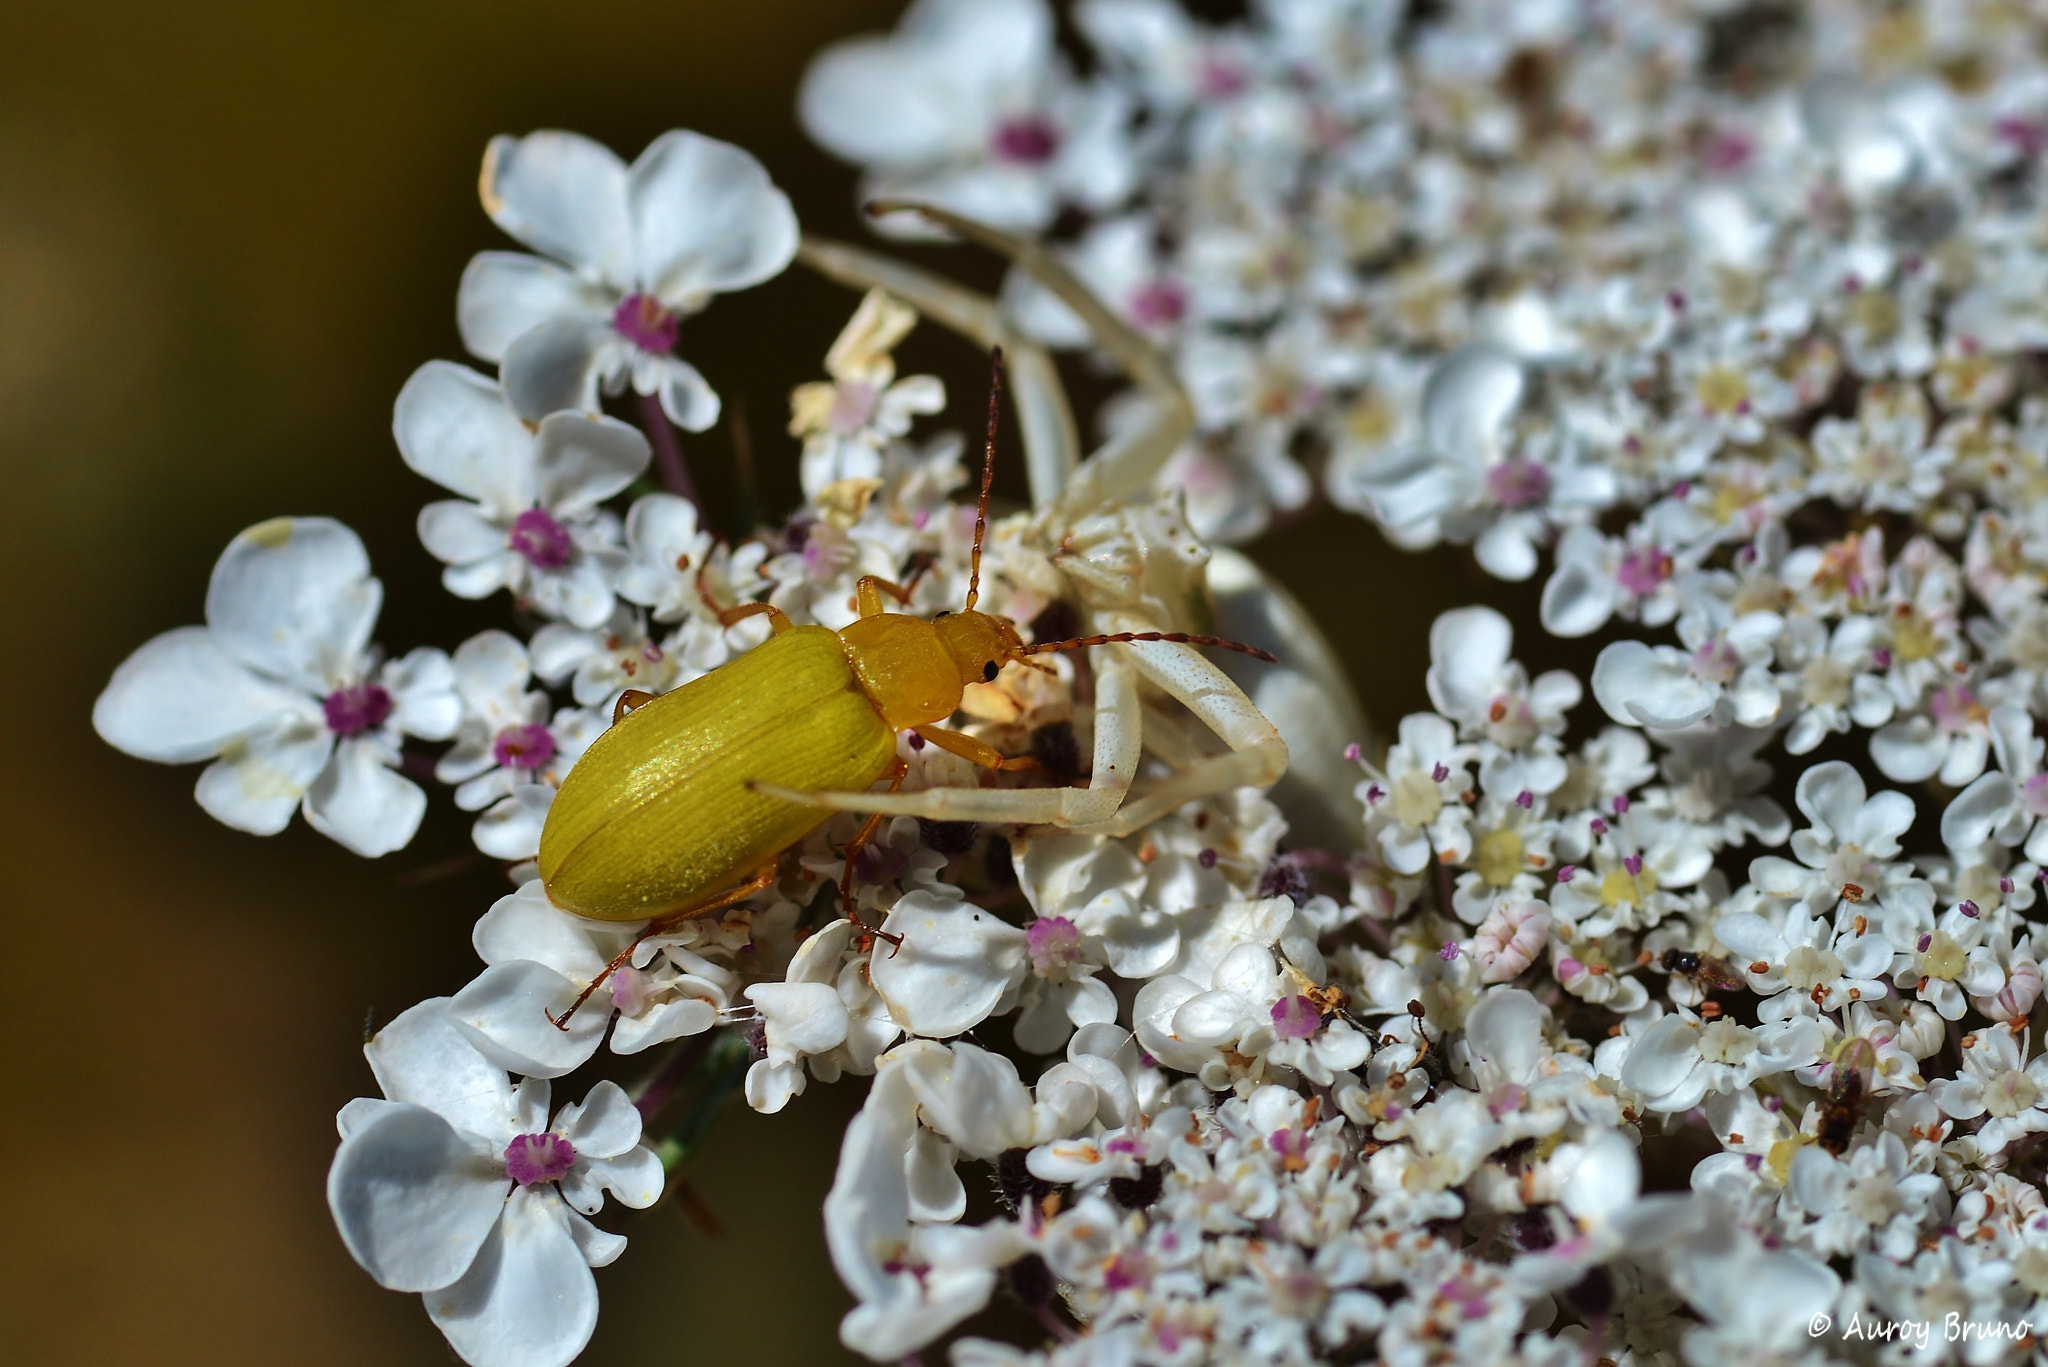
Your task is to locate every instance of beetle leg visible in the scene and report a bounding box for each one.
[862,200,1196,526]
[695,559,792,634]
[611,689,656,725]
[799,233,1080,509]
[545,862,780,1031]
[912,725,1046,773]
[709,600,790,635]
[855,575,916,618]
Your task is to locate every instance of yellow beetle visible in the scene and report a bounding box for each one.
[536,361,1272,1026]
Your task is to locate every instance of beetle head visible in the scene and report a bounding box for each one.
[934,609,1027,687]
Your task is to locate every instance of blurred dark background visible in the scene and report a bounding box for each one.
[0,2,1527,1363]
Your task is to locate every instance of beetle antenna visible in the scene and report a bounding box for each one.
[1020,631,1278,663]
[966,347,1002,612]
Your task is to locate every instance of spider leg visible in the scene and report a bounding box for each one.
[798,234,1080,509]
[862,200,1196,525]
[747,649,1144,827]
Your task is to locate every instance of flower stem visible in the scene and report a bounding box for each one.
[632,1030,715,1123]
[1035,1304,1080,1343]
[638,389,698,506]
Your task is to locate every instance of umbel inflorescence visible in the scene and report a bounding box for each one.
[91,1,2048,1364]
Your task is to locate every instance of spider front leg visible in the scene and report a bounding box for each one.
[1069,633,1288,839]
[749,648,1144,827]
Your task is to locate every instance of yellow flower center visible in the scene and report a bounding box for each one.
[1919,932,1967,982]
[1473,828,1526,888]
[1848,289,1901,342]
[1388,769,1444,827]
[1891,610,1939,662]
[1784,944,1844,991]
[1695,364,1750,416]
[1986,1069,2040,1119]
[1599,863,1658,908]
[1342,392,1396,445]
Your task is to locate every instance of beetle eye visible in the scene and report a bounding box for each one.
[983,660,1000,682]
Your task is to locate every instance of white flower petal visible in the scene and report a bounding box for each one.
[206,517,378,694]
[367,998,520,1143]
[652,355,721,433]
[610,996,717,1054]
[303,739,427,858]
[1474,516,1539,581]
[1794,760,1867,841]
[194,718,334,835]
[552,1080,644,1160]
[1710,912,1779,961]
[395,362,536,514]
[1423,343,1523,461]
[1591,641,1714,729]
[384,647,460,740]
[94,627,308,763]
[1619,1015,1698,1102]
[1559,1131,1640,1223]
[1540,558,1614,638]
[529,558,618,631]
[1465,988,1547,1084]
[500,317,611,422]
[801,0,1050,168]
[473,786,556,861]
[457,252,607,361]
[449,960,606,1079]
[338,1096,403,1140]
[872,891,1028,1038]
[745,1059,806,1114]
[425,1185,599,1367]
[327,1102,507,1293]
[1939,730,1988,787]
[1345,447,1466,534]
[825,1057,921,1301]
[628,130,798,304]
[1425,606,1512,720]
[562,1208,627,1269]
[480,131,634,285]
[898,1041,1035,1159]
[419,501,509,569]
[747,980,851,1058]
[906,1126,966,1223]
[1869,716,1945,783]
[564,1146,663,1215]
[473,881,614,974]
[533,411,651,518]
[802,38,971,167]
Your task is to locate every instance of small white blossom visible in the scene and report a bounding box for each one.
[94,517,457,856]
[394,362,649,629]
[327,999,660,1367]
[459,129,797,429]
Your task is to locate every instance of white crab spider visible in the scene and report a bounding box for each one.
[766,201,1319,838]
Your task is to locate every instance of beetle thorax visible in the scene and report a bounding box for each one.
[839,613,971,730]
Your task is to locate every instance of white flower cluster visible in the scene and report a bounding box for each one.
[86,0,2048,1363]
[802,0,2048,559]
[791,0,2048,1362]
